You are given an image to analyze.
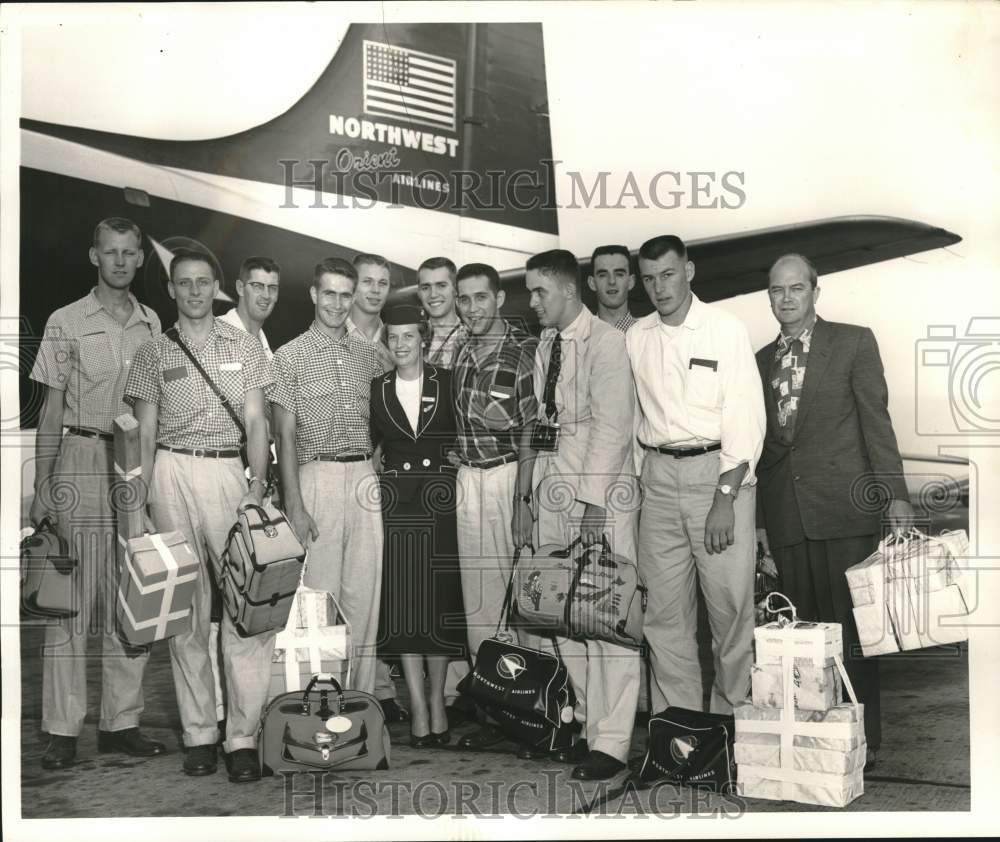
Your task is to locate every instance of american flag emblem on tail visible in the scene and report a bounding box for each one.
[363,40,456,132]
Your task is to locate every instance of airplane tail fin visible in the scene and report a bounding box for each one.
[22,23,558,242]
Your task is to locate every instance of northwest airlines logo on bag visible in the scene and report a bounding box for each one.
[497,653,527,680]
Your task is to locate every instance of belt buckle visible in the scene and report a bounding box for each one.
[192,448,206,458]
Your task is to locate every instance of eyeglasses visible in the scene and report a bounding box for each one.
[245,281,279,296]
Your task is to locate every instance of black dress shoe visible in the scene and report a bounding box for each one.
[182,743,218,776]
[517,744,549,760]
[457,724,506,750]
[864,748,877,773]
[431,729,451,746]
[572,750,626,781]
[379,699,410,723]
[97,728,167,757]
[552,738,589,764]
[41,735,77,770]
[227,748,260,783]
[410,731,436,748]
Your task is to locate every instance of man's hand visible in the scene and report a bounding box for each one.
[286,503,320,548]
[446,449,461,467]
[887,498,916,533]
[756,527,771,559]
[29,495,49,529]
[579,503,607,548]
[511,498,534,549]
[237,482,265,516]
[705,495,736,555]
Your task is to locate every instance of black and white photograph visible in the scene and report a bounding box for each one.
[1,1,998,838]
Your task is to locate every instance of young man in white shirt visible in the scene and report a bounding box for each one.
[218,256,279,359]
[626,235,765,715]
[587,245,637,333]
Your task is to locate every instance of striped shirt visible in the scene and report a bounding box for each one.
[124,317,272,449]
[29,288,160,434]
[270,322,382,463]
[452,321,538,462]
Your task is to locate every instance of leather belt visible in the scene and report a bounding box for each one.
[157,444,242,459]
[66,426,113,444]
[458,452,518,469]
[640,441,722,459]
[314,452,373,463]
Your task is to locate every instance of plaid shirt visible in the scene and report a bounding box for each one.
[30,288,160,434]
[124,317,272,449]
[452,320,538,462]
[270,322,382,463]
[424,319,468,370]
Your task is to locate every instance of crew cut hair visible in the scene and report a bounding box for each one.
[353,253,390,271]
[590,244,631,268]
[169,247,218,281]
[418,256,457,279]
[526,249,580,286]
[313,257,358,289]
[456,262,501,294]
[238,256,281,281]
[93,217,142,249]
[638,235,688,262]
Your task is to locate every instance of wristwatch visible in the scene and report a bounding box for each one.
[515,492,532,504]
[716,483,737,499]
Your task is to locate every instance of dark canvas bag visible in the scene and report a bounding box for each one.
[636,706,737,792]
[258,674,389,774]
[458,547,577,748]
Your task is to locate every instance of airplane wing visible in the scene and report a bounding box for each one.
[390,214,962,322]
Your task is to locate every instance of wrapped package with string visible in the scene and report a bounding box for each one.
[846,529,969,656]
[268,585,350,698]
[117,531,200,645]
[737,593,866,808]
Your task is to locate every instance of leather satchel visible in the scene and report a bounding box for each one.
[219,504,305,636]
[20,517,79,618]
[636,706,737,793]
[515,536,647,648]
[458,547,576,748]
[258,674,389,775]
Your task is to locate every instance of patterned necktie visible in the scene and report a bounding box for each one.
[542,332,562,421]
[771,328,812,437]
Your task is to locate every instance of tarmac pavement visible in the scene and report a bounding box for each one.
[17,621,970,818]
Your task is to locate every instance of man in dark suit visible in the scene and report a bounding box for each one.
[755,253,914,771]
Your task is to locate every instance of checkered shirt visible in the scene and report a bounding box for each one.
[614,311,637,333]
[452,320,538,462]
[270,322,382,463]
[425,320,469,370]
[346,316,394,373]
[29,288,160,434]
[124,317,272,449]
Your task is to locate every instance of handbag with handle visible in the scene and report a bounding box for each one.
[258,674,389,775]
[457,547,577,749]
[635,706,737,792]
[218,503,305,636]
[515,535,647,648]
[20,517,79,619]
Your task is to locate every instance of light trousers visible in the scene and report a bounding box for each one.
[150,450,276,752]
[533,469,641,762]
[298,459,382,696]
[41,434,149,736]
[637,450,755,714]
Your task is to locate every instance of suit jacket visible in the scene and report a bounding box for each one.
[755,317,908,548]
[369,365,457,503]
[531,310,637,515]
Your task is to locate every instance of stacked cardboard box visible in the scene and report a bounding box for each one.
[268,586,349,698]
[736,618,866,808]
[847,530,969,656]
